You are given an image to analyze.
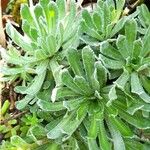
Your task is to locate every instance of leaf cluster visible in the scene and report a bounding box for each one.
[1,0,150,149]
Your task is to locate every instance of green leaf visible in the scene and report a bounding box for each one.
[125,19,137,55]
[114,69,130,90]
[61,69,82,94]
[16,95,34,110]
[56,0,66,19]
[100,41,123,60]
[6,23,34,52]
[99,54,124,70]
[73,76,93,95]
[110,16,127,38]
[82,46,95,86]
[47,104,87,141]
[63,98,85,111]
[108,120,125,150]
[51,87,78,102]
[37,99,65,112]
[132,39,142,59]
[11,135,27,147]
[67,48,84,76]
[141,27,150,57]
[131,72,150,103]
[82,10,96,30]
[108,116,133,137]
[116,35,129,59]
[98,117,111,150]
[46,2,58,34]
[119,109,150,129]
[95,61,107,87]
[141,76,150,95]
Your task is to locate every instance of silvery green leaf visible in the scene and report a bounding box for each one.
[47,105,87,140]
[142,111,149,118]
[92,12,103,32]
[138,4,150,28]
[132,39,142,58]
[45,2,58,34]
[73,76,93,95]
[125,19,137,55]
[91,69,100,91]
[11,136,27,147]
[87,139,99,150]
[98,117,111,150]
[63,29,80,50]
[100,41,123,60]
[107,120,125,150]
[46,35,57,56]
[141,27,150,57]
[99,54,124,70]
[67,48,84,76]
[82,9,97,30]
[80,35,100,47]
[63,0,76,35]
[21,4,36,27]
[95,61,107,87]
[131,72,150,103]
[141,76,150,95]
[49,59,62,86]
[37,99,65,111]
[108,116,133,137]
[51,87,78,102]
[107,85,117,106]
[116,35,129,59]
[127,104,144,115]
[27,125,46,142]
[82,46,95,87]
[81,21,102,40]
[35,49,48,60]
[61,69,82,94]
[63,98,84,111]
[110,16,128,38]
[114,69,129,90]
[16,95,34,110]
[119,109,150,129]
[56,0,66,20]
[6,23,33,52]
